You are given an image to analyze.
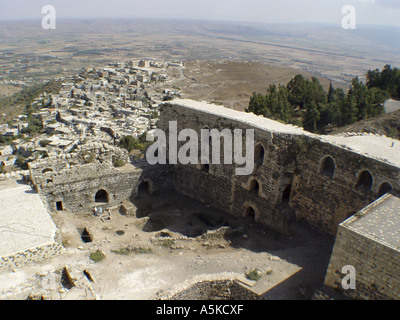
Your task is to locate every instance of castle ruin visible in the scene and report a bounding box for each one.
[6,99,400,299]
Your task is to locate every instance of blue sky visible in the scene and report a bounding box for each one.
[0,0,399,27]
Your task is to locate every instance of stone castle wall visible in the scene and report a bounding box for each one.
[0,242,65,272]
[31,159,173,214]
[19,99,400,300]
[30,100,400,237]
[324,225,400,299]
[168,280,263,300]
[291,138,399,234]
[156,273,263,300]
[323,194,400,300]
[159,101,400,235]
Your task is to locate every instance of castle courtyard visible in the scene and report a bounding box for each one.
[0,184,334,300]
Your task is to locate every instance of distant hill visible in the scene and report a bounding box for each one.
[0,80,62,122]
[330,106,400,140]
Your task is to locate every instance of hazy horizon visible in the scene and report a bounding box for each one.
[1,17,400,29]
[1,0,400,27]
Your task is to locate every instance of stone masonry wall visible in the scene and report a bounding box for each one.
[291,137,400,234]
[159,102,400,235]
[0,242,65,272]
[324,223,400,300]
[157,273,263,300]
[168,280,263,300]
[161,105,302,234]
[29,100,400,237]
[34,161,173,214]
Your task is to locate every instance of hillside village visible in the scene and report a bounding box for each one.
[0,59,183,175]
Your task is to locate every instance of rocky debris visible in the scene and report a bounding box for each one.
[269,255,281,261]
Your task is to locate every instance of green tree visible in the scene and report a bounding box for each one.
[287,74,307,107]
[275,85,292,123]
[366,69,382,89]
[341,94,358,125]
[303,102,320,133]
[119,133,151,153]
[366,65,400,99]
[348,77,370,120]
[327,82,335,103]
[303,77,326,106]
[246,93,267,116]
[319,102,341,128]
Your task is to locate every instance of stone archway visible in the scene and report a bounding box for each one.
[378,182,392,197]
[282,184,292,204]
[243,202,259,222]
[95,189,109,203]
[245,206,256,218]
[356,170,373,191]
[138,180,152,196]
[254,143,265,165]
[320,156,335,178]
[249,179,260,195]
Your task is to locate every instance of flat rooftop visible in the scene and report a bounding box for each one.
[343,193,400,251]
[0,179,58,257]
[169,99,400,169]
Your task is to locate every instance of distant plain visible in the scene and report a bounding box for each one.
[0,19,399,109]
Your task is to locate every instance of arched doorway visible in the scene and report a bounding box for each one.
[95,189,109,203]
[138,181,150,196]
[244,206,256,220]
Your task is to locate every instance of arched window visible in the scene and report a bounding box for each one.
[249,179,260,195]
[42,168,53,174]
[378,182,392,197]
[95,189,109,203]
[320,156,335,178]
[356,170,373,191]
[254,144,265,165]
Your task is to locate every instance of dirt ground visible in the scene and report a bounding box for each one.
[0,84,20,98]
[0,190,334,300]
[165,60,347,111]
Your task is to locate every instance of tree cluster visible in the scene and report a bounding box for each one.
[118,133,151,153]
[246,72,390,133]
[366,65,400,99]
